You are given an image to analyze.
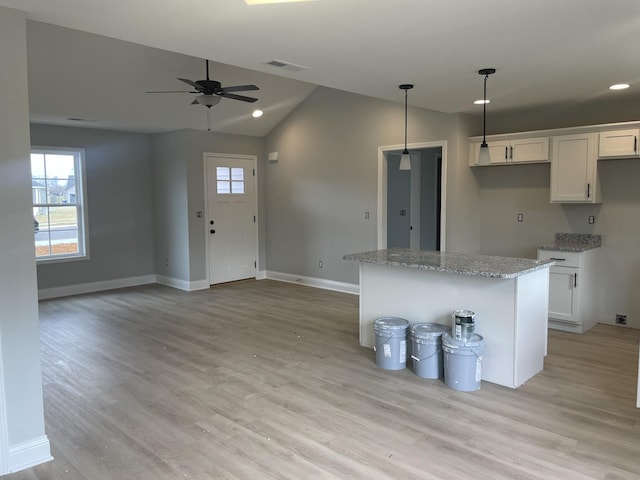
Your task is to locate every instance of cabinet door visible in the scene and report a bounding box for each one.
[487,141,510,164]
[598,129,640,158]
[511,137,549,163]
[548,266,580,323]
[550,133,598,203]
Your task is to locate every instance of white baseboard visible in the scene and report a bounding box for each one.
[37,271,357,299]
[156,275,209,292]
[265,271,359,295]
[38,275,157,300]
[8,436,52,474]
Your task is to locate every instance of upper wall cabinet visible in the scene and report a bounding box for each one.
[550,133,600,204]
[469,137,549,166]
[598,129,640,158]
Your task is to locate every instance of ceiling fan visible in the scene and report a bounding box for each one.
[147,59,260,130]
[147,59,260,108]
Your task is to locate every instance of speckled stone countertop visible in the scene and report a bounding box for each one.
[538,233,601,252]
[343,248,554,279]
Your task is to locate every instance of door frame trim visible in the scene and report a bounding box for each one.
[203,152,259,285]
[377,141,447,251]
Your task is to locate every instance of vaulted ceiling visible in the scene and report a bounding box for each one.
[4,0,640,135]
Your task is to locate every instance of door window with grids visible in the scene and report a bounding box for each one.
[31,148,88,261]
[216,166,245,194]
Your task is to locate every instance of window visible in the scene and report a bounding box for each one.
[31,148,88,261]
[216,166,245,194]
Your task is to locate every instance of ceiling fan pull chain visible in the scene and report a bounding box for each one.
[207,107,212,131]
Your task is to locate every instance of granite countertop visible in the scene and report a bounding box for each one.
[538,233,601,252]
[343,248,554,279]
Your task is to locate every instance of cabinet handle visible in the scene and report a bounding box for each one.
[510,146,513,160]
[634,136,637,154]
[504,146,508,160]
[549,257,566,262]
[587,183,591,198]
[574,273,578,288]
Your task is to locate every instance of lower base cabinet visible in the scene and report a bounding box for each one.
[537,248,599,333]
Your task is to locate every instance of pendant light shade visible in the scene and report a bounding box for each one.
[477,68,496,166]
[399,84,414,171]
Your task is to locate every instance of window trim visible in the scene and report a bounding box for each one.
[31,146,90,264]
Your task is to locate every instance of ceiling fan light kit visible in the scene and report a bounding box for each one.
[194,94,222,107]
[399,84,414,171]
[477,68,496,166]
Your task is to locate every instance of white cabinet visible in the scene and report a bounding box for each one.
[550,133,600,203]
[469,137,549,166]
[598,129,640,158]
[537,249,599,333]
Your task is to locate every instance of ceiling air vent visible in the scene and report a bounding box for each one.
[265,59,308,72]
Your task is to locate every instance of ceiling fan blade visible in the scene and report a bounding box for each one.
[221,84,260,93]
[219,92,259,103]
[178,78,205,91]
[146,90,198,94]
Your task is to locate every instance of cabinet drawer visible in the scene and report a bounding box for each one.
[537,250,582,268]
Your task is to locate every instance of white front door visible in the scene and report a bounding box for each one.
[205,154,257,285]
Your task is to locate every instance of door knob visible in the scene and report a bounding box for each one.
[210,229,215,234]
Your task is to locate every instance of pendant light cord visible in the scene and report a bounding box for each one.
[482,73,488,146]
[404,88,408,153]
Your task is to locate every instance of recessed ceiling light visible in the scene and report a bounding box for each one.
[609,83,630,91]
[252,110,264,118]
[474,99,490,105]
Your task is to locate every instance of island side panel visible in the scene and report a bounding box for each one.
[513,268,550,386]
[359,262,519,388]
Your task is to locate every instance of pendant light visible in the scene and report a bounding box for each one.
[399,84,414,170]
[477,68,496,165]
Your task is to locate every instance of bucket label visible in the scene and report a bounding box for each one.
[400,340,406,361]
[383,343,391,358]
[476,356,482,382]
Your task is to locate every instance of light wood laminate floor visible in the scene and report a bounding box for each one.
[6,280,640,479]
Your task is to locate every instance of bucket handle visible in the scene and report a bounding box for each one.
[373,335,392,351]
[411,347,441,362]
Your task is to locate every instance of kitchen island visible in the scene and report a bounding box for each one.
[344,248,555,389]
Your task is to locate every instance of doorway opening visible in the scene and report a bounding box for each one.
[377,142,447,251]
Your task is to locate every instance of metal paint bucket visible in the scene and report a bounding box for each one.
[452,309,476,341]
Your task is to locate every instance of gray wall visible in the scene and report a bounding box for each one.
[31,124,156,289]
[469,102,640,328]
[152,130,190,282]
[263,86,479,285]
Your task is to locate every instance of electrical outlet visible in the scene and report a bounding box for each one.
[318,260,323,268]
[164,258,169,267]
[365,211,370,220]
[517,213,524,222]
[615,314,627,325]
[588,215,595,224]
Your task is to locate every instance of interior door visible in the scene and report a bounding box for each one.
[206,155,257,285]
